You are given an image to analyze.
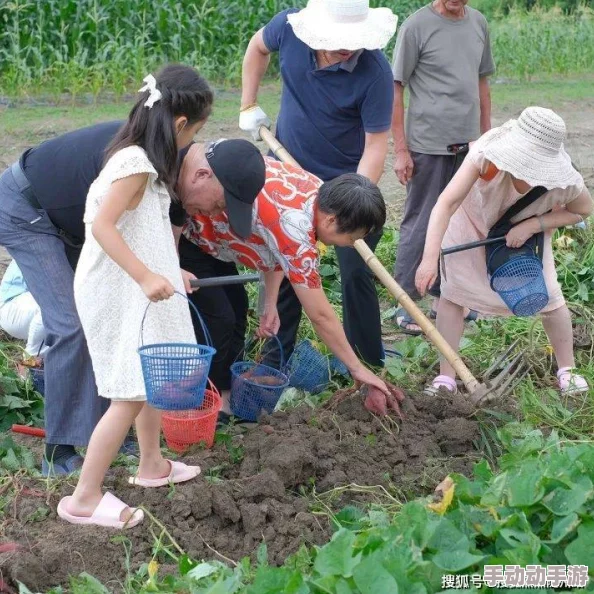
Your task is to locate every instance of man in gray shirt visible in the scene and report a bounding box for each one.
[391,0,495,333]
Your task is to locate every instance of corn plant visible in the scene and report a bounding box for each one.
[1,1,593,96]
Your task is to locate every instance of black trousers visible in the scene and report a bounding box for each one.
[178,236,248,391]
[394,151,467,300]
[265,229,385,369]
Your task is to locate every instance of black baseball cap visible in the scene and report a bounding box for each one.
[205,139,266,238]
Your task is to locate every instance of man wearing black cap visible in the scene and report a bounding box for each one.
[176,141,394,413]
[173,138,267,396]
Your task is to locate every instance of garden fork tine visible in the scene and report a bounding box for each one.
[472,340,531,404]
[481,339,522,379]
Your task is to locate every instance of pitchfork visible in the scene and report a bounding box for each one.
[259,126,530,404]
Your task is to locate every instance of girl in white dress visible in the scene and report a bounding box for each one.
[58,65,213,528]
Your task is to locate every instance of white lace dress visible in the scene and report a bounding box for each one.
[74,146,195,400]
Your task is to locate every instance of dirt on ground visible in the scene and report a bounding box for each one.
[0,389,484,593]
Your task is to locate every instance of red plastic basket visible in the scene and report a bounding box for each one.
[161,384,222,453]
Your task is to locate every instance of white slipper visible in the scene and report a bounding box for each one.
[557,367,589,395]
[57,492,143,529]
[128,460,201,488]
[423,375,458,396]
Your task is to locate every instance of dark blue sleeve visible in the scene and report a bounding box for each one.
[361,64,394,133]
[262,9,297,52]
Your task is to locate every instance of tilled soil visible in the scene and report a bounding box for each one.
[1,389,484,593]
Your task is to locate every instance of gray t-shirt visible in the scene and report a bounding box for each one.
[392,4,495,155]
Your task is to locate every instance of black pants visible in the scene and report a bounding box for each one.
[394,151,467,300]
[266,229,385,369]
[178,236,248,391]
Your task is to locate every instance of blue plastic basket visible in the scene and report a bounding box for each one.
[138,292,216,410]
[490,256,549,317]
[230,336,289,421]
[29,367,45,395]
[287,340,332,394]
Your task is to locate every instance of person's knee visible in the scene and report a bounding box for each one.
[42,309,86,349]
[110,400,144,420]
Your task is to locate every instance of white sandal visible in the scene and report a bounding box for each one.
[557,367,589,395]
[424,375,458,396]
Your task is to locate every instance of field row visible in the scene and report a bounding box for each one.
[1,2,593,96]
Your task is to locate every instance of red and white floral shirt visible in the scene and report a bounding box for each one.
[183,157,322,289]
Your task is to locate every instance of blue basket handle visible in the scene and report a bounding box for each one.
[139,291,212,347]
[237,334,285,371]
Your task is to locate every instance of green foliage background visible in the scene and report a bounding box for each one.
[0,0,593,96]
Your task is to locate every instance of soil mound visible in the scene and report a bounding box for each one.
[1,389,482,592]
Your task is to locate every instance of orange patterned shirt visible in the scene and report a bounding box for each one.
[184,157,323,289]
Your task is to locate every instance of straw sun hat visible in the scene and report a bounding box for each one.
[287,0,398,51]
[483,106,582,190]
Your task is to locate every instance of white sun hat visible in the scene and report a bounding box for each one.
[287,0,398,51]
[483,106,582,190]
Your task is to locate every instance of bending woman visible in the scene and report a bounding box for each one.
[415,106,593,395]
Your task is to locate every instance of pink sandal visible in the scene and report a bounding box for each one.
[424,375,458,396]
[128,460,200,488]
[557,367,589,395]
[57,492,143,529]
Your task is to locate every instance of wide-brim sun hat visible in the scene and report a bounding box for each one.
[483,106,582,190]
[287,0,398,51]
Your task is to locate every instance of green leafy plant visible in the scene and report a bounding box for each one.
[1,1,593,96]
[0,436,36,476]
[0,345,44,432]
[214,429,245,465]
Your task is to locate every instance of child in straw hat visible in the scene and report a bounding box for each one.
[416,106,593,396]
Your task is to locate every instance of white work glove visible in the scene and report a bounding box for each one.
[239,104,271,141]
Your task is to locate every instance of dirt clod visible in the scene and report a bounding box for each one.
[2,389,485,592]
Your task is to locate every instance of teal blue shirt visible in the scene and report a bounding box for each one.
[0,261,29,304]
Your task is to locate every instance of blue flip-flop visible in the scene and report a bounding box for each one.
[393,308,423,336]
[42,453,84,477]
[119,435,139,457]
[383,347,403,359]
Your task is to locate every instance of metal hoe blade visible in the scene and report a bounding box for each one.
[469,339,531,405]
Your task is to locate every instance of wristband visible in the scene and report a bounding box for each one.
[537,215,546,233]
[240,102,258,112]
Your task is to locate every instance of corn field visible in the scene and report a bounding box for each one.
[0,0,593,97]
[491,7,594,79]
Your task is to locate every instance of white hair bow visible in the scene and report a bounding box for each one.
[138,74,162,109]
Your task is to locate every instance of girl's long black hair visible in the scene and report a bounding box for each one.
[105,64,213,194]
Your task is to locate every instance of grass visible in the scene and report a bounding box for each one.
[2,76,593,155]
[490,6,594,79]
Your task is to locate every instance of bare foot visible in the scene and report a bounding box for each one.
[137,457,171,481]
[66,492,135,522]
